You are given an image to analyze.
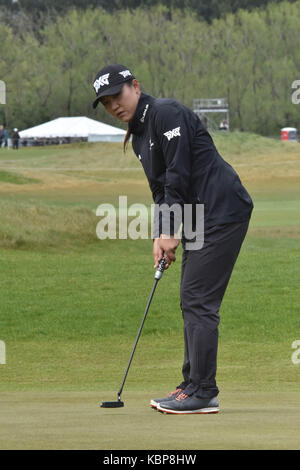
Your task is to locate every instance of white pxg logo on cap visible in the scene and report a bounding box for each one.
[92,64,135,109]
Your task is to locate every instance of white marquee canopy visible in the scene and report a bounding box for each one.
[19,116,126,142]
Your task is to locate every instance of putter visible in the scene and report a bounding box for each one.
[101,254,167,408]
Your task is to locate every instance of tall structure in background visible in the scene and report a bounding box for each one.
[193,98,230,131]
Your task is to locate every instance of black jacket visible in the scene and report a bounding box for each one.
[129,92,253,239]
[12,131,20,141]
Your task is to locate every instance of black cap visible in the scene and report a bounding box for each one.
[92,64,135,109]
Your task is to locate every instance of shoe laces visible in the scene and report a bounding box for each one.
[168,388,182,397]
[175,392,189,402]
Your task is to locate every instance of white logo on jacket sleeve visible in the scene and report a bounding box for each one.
[93,73,110,93]
[119,70,131,78]
[163,127,181,141]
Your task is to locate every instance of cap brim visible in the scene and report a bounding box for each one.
[92,83,125,109]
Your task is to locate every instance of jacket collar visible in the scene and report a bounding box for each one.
[129,92,154,136]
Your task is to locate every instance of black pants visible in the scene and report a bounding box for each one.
[180,218,250,398]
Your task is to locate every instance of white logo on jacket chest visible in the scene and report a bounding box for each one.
[163,127,181,141]
[149,138,154,150]
[93,73,110,92]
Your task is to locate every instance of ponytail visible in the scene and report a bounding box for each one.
[123,126,131,153]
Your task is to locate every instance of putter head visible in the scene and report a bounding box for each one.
[100,400,124,408]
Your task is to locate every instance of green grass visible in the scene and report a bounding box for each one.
[0,235,299,393]
[0,134,299,449]
[0,170,41,185]
[0,390,299,450]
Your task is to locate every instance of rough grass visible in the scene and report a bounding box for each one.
[0,170,41,185]
[0,132,299,249]
[0,200,97,249]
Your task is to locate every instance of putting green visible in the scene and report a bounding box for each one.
[0,391,299,450]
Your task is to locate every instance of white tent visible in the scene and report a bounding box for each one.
[19,116,126,143]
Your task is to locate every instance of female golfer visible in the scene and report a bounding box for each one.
[92,64,253,414]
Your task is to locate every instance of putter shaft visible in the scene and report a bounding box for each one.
[118,278,159,399]
[117,256,166,400]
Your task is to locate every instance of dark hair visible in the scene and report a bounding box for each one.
[123,127,131,153]
[123,78,134,153]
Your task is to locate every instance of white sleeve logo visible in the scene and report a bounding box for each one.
[163,127,181,141]
[94,73,110,93]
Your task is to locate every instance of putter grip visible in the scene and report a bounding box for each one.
[155,254,166,280]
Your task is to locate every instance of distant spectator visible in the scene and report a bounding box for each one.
[12,127,20,149]
[0,125,3,147]
[219,119,229,131]
[3,127,9,148]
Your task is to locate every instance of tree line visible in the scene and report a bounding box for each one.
[0,1,299,135]
[1,0,298,24]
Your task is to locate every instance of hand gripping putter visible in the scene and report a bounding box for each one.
[101,255,167,408]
